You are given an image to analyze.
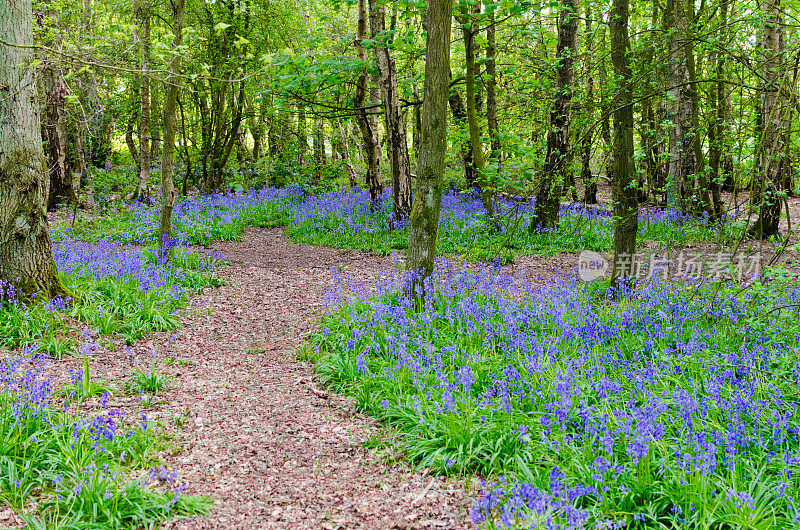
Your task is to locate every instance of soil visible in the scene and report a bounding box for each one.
[15,192,800,530]
[55,227,476,530]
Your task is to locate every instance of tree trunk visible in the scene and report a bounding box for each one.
[313,117,325,181]
[665,0,711,215]
[338,119,359,188]
[750,0,786,238]
[714,0,735,193]
[159,0,185,262]
[178,95,192,195]
[0,0,70,301]
[485,0,501,171]
[354,0,383,205]
[251,97,267,160]
[610,0,638,287]
[580,5,596,205]
[43,61,75,210]
[599,25,613,188]
[407,0,453,298]
[369,0,413,222]
[448,86,475,186]
[458,5,494,218]
[412,84,422,159]
[125,107,140,172]
[531,0,578,230]
[132,0,151,202]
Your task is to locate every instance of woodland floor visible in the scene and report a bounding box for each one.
[6,192,800,529]
[39,227,572,530]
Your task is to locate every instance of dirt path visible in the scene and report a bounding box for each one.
[125,227,476,529]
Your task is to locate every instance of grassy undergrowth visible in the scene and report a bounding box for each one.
[62,186,737,262]
[302,263,800,528]
[0,346,210,528]
[0,238,223,356]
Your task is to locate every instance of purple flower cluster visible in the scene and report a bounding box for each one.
[0,344,194,524]
[113,185,305,244]
[320,260,800,527]
[99,186,715,252]
[52,232,220,296]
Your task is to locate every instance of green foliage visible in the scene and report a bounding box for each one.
[126,357,172,395]
[307,269,800,527]
[0,352,209,528]
[0,247,223,356]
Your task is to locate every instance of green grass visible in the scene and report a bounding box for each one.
[303,264,800,528]
[0,349,210,529]
[0,247,224,356]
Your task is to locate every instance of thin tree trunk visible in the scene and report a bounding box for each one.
[159,0,185,262]
[599,26,613,187]
[338,119,359,188]
[354,0,383,205]
[610,0,638,287]
[126,107,139,173]
[750,0,786,238]
[178,95,191,195]
[458,5,494,218]
[580,6,597,205]
[314,117,325,181]
[0,0,70,300]
[132,0,151,202]
[369,0,413,222]
[531,0,578,230]
[43,61,75,210]
[448,86,475,186]
[407,0,453,298]
[485,0,501,170]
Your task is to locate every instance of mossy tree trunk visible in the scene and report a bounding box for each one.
[609,0,638,288]
[159,0,185,262]
[407,0,453,299]
[0,0,70,301]
[531,0,578,230]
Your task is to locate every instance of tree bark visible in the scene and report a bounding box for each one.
[132,0,151,202]
[369,0,413,222]
[457,4,494,218]
[711,0,735,194]
[531,0,578,230]
[448,86,475,186]
[315,117,326,173]
[354,0,384,205]
[159,0,185,262]
[610,0,638,287]
[665,0,712,216]
[485,0,501,172]
[0,0,70,300]
[580,8,596,204]
[338,119,359,188]
[43,61,75,210]
[407,0,453,298]
[750,0,786,238]
[125,106,139,173]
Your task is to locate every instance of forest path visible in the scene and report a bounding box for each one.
[144,227,473,529]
